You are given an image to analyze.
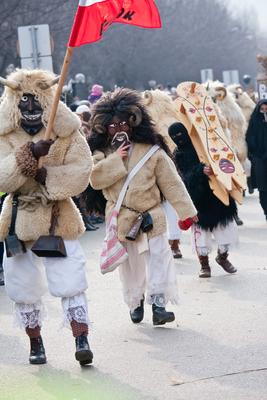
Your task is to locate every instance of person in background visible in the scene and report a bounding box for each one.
[169,122,238,278]
[88,84,103,105]
[246,100,267,220]
[76,105,91,140]
[163,201,183,259]
[0,192,5,286]
[75,104,104,230]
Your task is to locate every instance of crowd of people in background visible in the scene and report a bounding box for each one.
[0,75,264,291]
[0,66,266,366]
[60,74,266,242]
[58,77,266,275]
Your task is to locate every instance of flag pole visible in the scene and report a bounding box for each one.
[38,46,73,168]
[44,46,74,141]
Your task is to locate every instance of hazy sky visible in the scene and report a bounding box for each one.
[227,0,267,30]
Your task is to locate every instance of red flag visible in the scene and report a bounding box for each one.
[68,0,161,47]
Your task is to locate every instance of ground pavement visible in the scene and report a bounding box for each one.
[0,193,267,400]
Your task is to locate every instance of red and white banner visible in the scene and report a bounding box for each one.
[68,0,161,47]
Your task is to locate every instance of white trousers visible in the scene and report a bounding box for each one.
[119,233,179,311]
[163,201,181,241]
[3,240,89,328]
[192,222,238,256]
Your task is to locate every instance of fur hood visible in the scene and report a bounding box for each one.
[206,81,246,126]
[227,84,255,123]
[142,89,179,152]
[206,81,247,162]
[0,69,80,137]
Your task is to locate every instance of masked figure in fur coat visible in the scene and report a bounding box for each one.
[169,123,238,278]
[0,69,93,366]
[246,100,267,219]
[142,89,184,259]
[89,88,197,326]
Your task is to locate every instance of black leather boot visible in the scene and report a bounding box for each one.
[75,335,93,366]
[29,336,47,365]
[152,304,175,326]
[130,298,144,324]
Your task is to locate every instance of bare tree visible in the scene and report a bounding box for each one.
[0,0,260,90]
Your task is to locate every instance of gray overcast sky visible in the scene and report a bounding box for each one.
[227,0,267,30]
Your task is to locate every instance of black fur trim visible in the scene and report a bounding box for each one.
[174,148,237,231]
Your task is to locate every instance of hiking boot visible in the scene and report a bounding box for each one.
[198,255,211,278]
[152,304,175,326]
[216,252,237,274]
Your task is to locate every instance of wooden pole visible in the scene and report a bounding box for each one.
[44,47,73,141]
[38,47,73,168]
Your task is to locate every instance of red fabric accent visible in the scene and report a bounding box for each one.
[71,320,89,337]
[26,326,41,339]
[178,218,194,231]
[68,0,161,47]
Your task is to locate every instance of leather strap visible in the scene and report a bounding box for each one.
[9,195,19,235]
[49,203,60,235]
[115,145,159,213]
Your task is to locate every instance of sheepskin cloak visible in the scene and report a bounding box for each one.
[0,69,92,242]
[90,143,197,242]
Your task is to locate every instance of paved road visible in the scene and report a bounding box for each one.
[0,193,267,400]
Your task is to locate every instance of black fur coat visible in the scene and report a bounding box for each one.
[174,146,237,231]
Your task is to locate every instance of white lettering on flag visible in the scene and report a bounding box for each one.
[79,0,106,6]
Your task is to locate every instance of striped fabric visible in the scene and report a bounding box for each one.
[100,210,128,275]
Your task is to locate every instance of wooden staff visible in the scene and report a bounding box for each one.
[44,47,73,140]
[39,47,73,166]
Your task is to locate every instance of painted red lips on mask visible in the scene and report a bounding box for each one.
[219,158,235,174]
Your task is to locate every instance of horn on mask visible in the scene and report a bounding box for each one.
[0,77,21,91]
[128,106,142,127]
[215,86,227,100]
[235,85,243,95]
[37,76,60,90]
[92,114,108,134]
[143,90,153,105]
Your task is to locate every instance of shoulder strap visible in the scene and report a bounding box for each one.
[115,145,160,212]
[9,195,19,235]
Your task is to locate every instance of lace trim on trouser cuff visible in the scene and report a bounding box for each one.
[218,244,230,254]
[67,306,88,324]
[197,244,230,256]
[150,294,166,307]
[122,288,145,312]
[14,302,46,329]
[61,293,90,329]
[123,283,179,311]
